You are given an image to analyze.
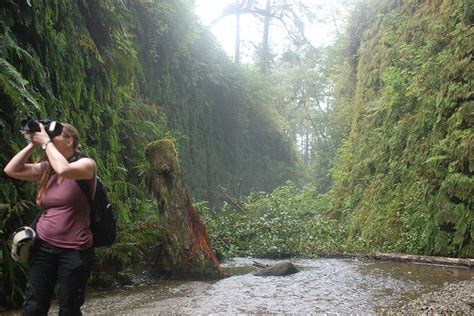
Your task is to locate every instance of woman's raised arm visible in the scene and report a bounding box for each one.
[4,142,44,181]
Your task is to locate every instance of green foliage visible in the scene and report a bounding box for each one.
[91,199,162,287]
[0,0,297,308]
[271,46,345,191]
[2,0,470,312]
[200,182,345,259]
[330,0,473,257]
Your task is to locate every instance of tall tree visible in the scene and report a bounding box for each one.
[260,0,272,72]
[235,11,241,64]
[211,0,318,70]
[271,45,342,190]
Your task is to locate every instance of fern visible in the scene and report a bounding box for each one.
[0,58,40,112]
[440,173,474,203]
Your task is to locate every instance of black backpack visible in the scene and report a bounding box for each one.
[76,177,117,247]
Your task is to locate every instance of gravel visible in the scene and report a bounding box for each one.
[392,279,473,314]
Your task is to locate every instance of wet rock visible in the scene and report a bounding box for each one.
[254,262,299,276]
[117,272,134,286]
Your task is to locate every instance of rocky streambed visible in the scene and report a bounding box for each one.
[3,257,473,315]
[392,279,473,314]
[78,257,474,314]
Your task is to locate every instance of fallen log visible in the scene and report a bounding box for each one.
[372,252,474,268]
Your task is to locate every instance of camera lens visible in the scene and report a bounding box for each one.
[19,118,40,133]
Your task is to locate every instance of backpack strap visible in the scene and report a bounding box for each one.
[30,209,44,231]
[76,180,92,202]
[68,154,96,202]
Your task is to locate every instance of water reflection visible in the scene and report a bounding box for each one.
[357,260,472,284]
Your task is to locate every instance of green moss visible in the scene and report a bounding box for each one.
[1,0,297,307]
[331,0,473,257]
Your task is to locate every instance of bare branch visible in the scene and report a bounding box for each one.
[210,6,273,25]
[219,185,245,213]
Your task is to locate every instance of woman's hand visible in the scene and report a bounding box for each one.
[30,123,51,147]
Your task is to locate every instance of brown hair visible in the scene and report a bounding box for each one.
[35,123,82,207]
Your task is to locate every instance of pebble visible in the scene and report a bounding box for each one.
[392,279,473,314]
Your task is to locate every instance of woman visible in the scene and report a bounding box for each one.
[4,122,96,316]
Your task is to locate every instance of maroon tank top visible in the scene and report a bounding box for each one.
[36,162,95,250]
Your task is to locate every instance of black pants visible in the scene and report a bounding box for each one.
[22,239,94,316]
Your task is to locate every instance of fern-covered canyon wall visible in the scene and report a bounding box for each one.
[0,0,297,221]
[0,2,297,305]
[331,0,473,257]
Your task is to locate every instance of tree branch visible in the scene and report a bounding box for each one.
[211,7,274,25]
[219,185,245,213]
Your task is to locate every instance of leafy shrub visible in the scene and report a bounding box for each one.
[199,182,346,259]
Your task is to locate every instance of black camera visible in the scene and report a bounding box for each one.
[20,118,63,138]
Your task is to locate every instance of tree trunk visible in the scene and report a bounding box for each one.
[235,12,241,64]
[145,139,226,279]
[260,0,271,73]
[304,130,309,166]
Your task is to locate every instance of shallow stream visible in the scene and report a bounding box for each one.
[8,257,474,314]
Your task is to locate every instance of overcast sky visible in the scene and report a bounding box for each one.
[193,0,349,62]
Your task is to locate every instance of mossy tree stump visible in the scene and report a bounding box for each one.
[146,139,225,279]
